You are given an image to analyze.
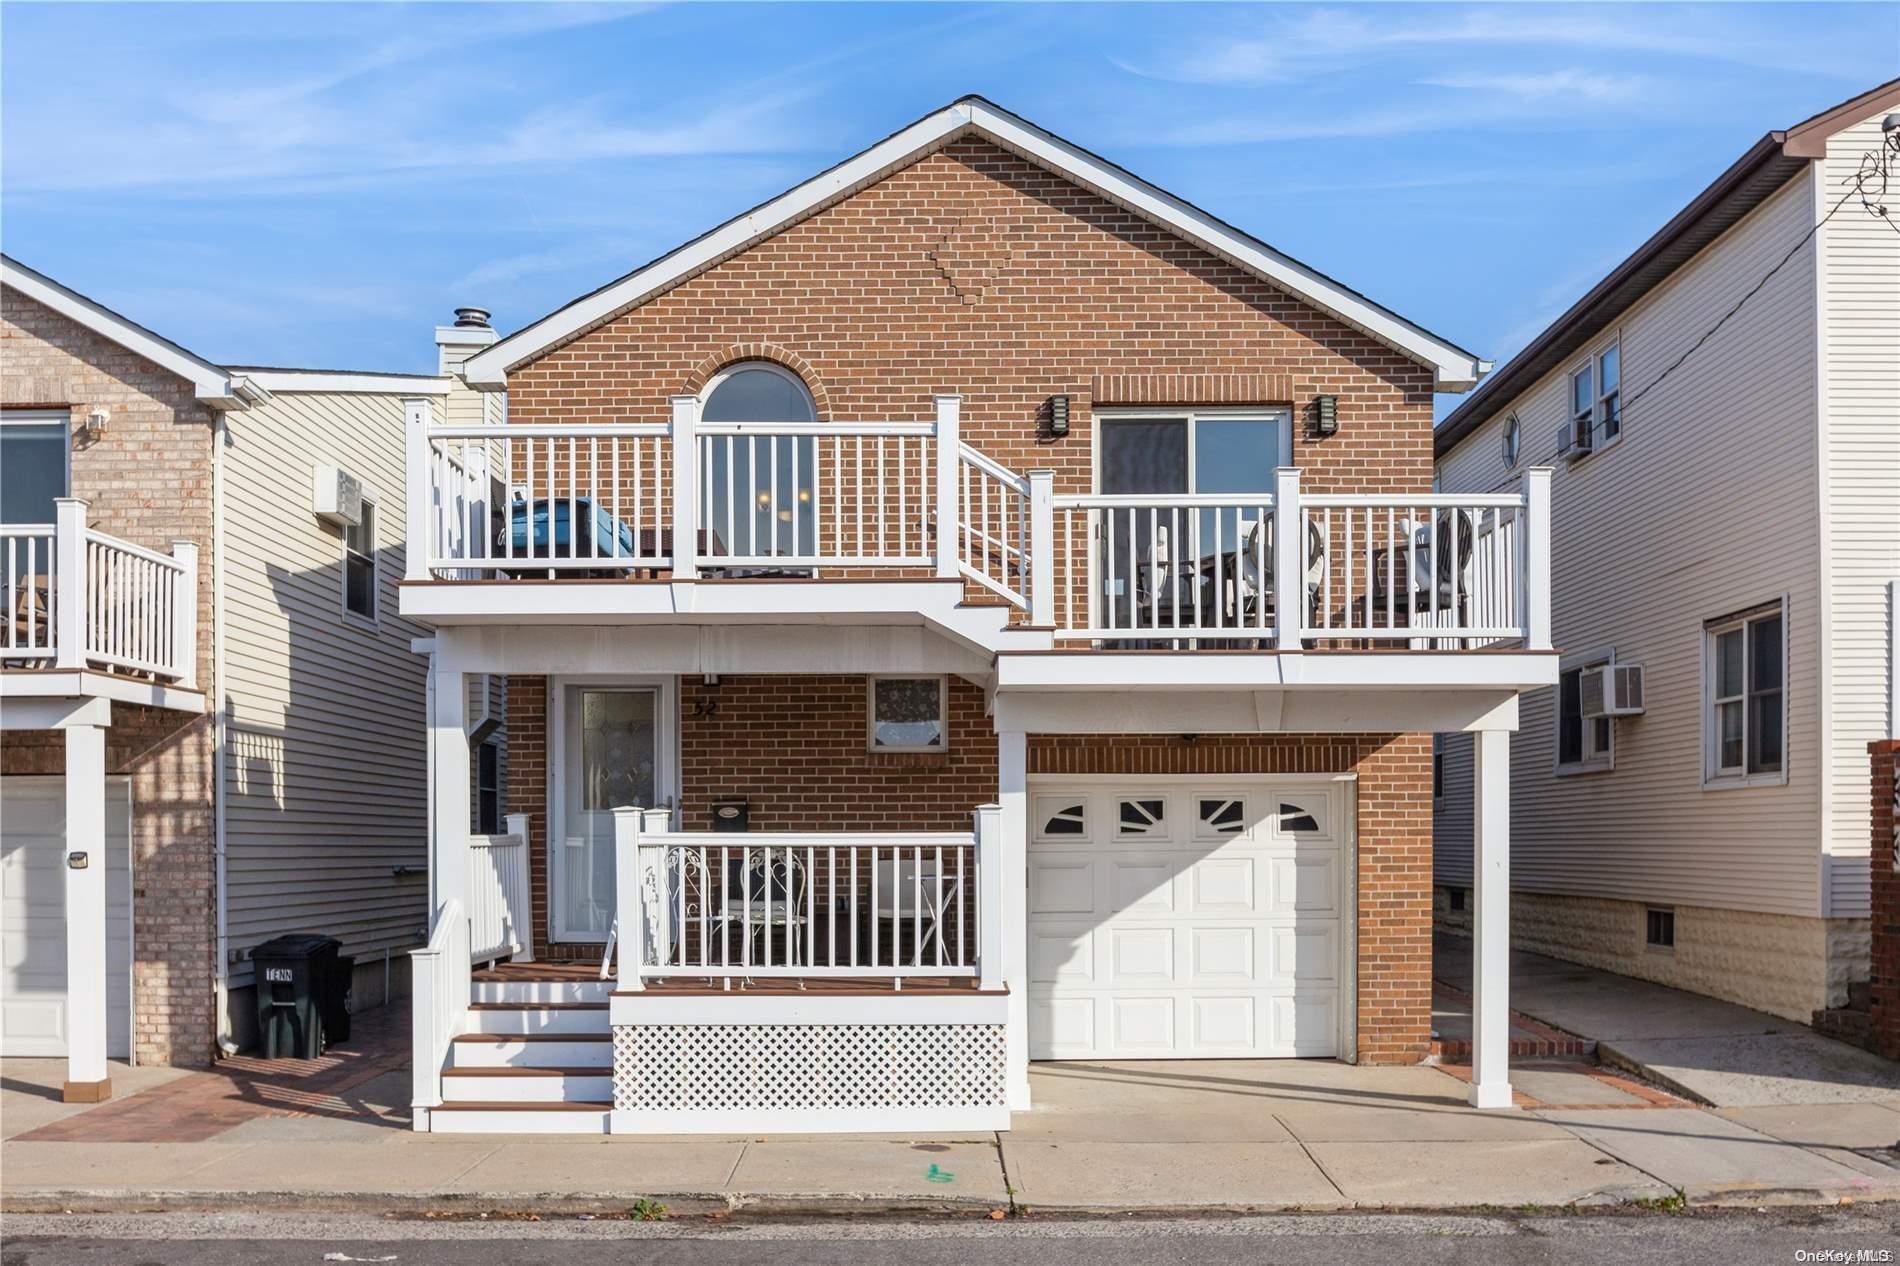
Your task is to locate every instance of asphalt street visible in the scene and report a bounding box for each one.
[3,1208,1897,1265]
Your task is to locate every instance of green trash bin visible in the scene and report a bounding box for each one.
[252,934,340,1059]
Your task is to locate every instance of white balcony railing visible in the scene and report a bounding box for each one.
[405,396,1552,653]
[2,499,198,685]
[613,806,1004,990]
[468,814,532,963]
[410,895,470,1128]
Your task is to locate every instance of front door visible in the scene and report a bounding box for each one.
[555,684,670,942]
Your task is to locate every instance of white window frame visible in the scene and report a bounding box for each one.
[1644,905,1676,953]
[866,674,950,753]
[1093,408,1296,495]
[1500,413,1521,468]
[1594,336,1622,447]
[474,738,502,836]
[1568,363,1593,453]
[1701,598,1789,790]
[1,410,73,524]
[1554,644,1616,776]
[699,360,817,421]
[340,492,379,628]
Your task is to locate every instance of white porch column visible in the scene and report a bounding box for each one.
[973,803,1004,991]
[670,394,700,581]
[404,398,434,583]
[1521,467,1553,652]
[613,806,644,992]
[1469,727,1514,1109]
[53,498,88,670]
[1026,470,1055,627]
[63,720,111,1102]
[167,539,199,688]
[1272,467,1303,649]
[641,805,672,974]
[997,728,1030,1109]
[934,394,962,580]
[429,663,470,927]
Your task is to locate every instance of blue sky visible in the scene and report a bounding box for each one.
[4,2,1895,417]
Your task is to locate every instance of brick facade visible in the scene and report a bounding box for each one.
[497,133,1438,1060]
[1872,740,1900,1061]
[2,286,219,1067]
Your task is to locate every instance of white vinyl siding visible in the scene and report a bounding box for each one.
[220,389,436,985]
[1817,115,1900,919]
[1435,166,1823,918]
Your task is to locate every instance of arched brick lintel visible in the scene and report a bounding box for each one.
[684,344,833,421]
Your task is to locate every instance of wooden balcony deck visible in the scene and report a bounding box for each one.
[473,962,999,997]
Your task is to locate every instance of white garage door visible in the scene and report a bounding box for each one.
[1,777,134,1058]
[1028,778,1348,1060]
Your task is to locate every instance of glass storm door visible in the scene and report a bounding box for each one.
[557,687,661,942]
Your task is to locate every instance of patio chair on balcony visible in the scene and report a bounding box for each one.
[1208,517,1327,647]
[709,847,810,974]
[872,857,963,968]
[1370,507,1476,644]
[10,571,52,651]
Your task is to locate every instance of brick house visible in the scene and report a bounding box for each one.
[398,96,1556,1134]
[1,255,490,1100]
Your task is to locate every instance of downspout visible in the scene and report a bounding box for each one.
[213,413,237,1056]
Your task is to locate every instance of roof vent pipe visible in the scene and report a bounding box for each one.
[453,306,493,329]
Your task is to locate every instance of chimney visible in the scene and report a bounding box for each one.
[436,305,498,377]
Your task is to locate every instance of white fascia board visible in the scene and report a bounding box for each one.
[1,256,244,406]
[610,990,1006,1026]
[994,651,1558,691]
[431,622,995,678]
[235,370,454,396]
[0,670,207,714]
[992,687,1519,735]
[462,99,1483,390]
[404,578,975,623]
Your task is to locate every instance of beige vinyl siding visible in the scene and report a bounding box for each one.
[221,390,433,984]
[1436,167,1823,918]
[1818,116,1900,919]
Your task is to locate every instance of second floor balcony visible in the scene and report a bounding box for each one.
[2,498,201,708]
[402,396,1551,661]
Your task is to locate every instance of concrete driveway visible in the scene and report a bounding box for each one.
[1434,934,1900,1109]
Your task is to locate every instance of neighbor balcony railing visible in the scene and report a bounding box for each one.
[405,397,1551,652]
[2,498,199,685]
[612,805,1004,991]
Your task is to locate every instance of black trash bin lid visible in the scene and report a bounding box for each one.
[251,933,341,960]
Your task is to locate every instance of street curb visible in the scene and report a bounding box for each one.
[10,1185,1891,1217]
[1594,1041,1718,1107]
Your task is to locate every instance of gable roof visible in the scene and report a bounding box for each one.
[1,253,269,410]
[463,96,1489,392]
[1435,77,1900,458]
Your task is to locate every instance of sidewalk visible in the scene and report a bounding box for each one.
[1432,933,1900,1108]
[6,1004,1899,1214]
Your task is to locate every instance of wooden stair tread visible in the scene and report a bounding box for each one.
[435,1100,611,1112]
[443,1066,606,1077]
[453,1032,609,1043]
[467,1001,608,1011]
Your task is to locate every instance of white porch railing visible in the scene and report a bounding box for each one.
[468,813,532,963]
[613,805,1004,990]
[2,499,198,685]
[410,896,470,1129]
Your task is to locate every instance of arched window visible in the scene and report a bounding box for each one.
[702,361,816,424]
[701,362,817,566]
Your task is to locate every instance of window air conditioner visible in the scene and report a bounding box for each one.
[1558,425,1594,460]
[312,464,365,527]
[1581,663,1645,718]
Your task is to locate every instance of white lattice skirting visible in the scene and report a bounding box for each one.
[611,1022,1010,1134]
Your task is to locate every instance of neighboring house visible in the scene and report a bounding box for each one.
[1433,81,1900,1025]
[401,97,1557,1135]
[0,254,495,1100]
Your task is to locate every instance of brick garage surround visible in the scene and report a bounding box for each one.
[1872,740,1900,1061]
[3,284,219,1067]
[506,673,1428,1063]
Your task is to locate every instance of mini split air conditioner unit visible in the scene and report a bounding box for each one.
[312,464,365,527]
[1581,663,1645,718]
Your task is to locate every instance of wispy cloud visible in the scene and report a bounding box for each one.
[1421,68,1662,106]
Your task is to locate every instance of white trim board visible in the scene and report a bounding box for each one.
[462,98,1487,391]
[1,255,261,409]
[230,370,454,396]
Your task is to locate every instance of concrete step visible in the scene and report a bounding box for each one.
[430,1101,611,1135]
[441,1067,614,1102]
[471,978,613,1005]
[465,1001,610,1036]
[450,1033,612,1069]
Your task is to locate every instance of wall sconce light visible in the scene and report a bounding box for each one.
[1048,394,1070,437]
[83,408,110,439]
[1313,394,1339,437]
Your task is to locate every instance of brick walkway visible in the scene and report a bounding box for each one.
[16,1004,409,1143]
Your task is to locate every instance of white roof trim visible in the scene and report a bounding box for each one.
[1,254,254,408]
[231,369,454,395]
[463,98,1486,392]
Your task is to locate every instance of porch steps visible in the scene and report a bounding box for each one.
[432,973,619,1132]
[466,1000,609,1036]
